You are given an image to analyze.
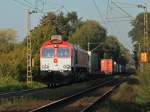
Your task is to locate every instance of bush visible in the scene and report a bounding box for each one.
[0,76,45,93]
[0,76,27,93]
[136,64,150,109]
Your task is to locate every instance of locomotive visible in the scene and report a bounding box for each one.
[40,35,89,86]
[40,35,134,86]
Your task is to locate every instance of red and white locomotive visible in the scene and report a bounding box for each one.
[40,35,89,86]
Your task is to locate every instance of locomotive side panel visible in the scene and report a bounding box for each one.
[88,51,99,74]
[76,47,89,69]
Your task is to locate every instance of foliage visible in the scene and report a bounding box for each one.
[0,29,16,43]
[0,29,16,53]
[0,76,45,93]
[69,20,106,50]
[0,29,27,82]
[96,75,142,112]
[129,12,150,111]
[0,45,26,81]
[136,65,150,107]
[104,36,120,59]
[104,36,133,65]
[129,12,150,64]
[129,12,150,44]
[0,76,27,93]
[0,29,17,78]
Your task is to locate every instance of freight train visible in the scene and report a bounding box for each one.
[40,35,133,86]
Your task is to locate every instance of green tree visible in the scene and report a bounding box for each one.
[129,12,150,64]
[0,45,26,80]
[104,36,120,60]
[69,20,106,50]
[0,29,16,43]
[104,36,132,65]
[129,12,150,44]
[0,29,16,53]
[29,11,82,55]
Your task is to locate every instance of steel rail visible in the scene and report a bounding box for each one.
[0,75,114,100]
[0,87,47,100]
[29,79,115,112]
[80,81,124,112]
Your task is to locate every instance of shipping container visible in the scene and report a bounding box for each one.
[101,59,113,74]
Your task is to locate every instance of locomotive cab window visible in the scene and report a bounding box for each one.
[58,48,69,57]
[42,48,54,58]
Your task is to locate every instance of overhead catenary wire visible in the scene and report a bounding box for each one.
[112,1,140,7]
[24,0,34,7]
[44,0,69,13]
[110,0,134,19]
[105,0,134,52]
[106,1,134,19]
[106,0,110,17]
[106,19,132,22]
[13,0,33,9]
[92,0,115,35]
[92,0,106,24]
[13,0,44,13]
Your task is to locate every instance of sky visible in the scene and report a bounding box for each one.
[0,0,149,52]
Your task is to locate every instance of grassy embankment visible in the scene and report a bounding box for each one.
[0,76,45,93]
[98,64,150,112]
[0,78,103,111]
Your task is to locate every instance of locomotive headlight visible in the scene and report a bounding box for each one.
[42,64,49,69]
[63,65,71,69]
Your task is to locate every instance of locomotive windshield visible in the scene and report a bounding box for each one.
[42,48,54,58]
[58,48,69,57]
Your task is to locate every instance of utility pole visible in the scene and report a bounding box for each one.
[144,3,149,62]
[26,10,37,85]
[13,0,45,84]
[26,10,32,85]
[138,1,149,64]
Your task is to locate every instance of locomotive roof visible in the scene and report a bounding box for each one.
[41,39,72,47]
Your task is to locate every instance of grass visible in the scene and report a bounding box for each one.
[0,78,102,111]
[96,65,150,112]
[96,75,141,112]
[0,76,46,94]
[135,64,150,111]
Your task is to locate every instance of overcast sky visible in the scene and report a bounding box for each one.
[0,0,149,52]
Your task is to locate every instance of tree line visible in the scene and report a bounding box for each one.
[0,11,133,82]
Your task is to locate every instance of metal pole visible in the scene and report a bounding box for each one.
[88,42,90,52]
[138,2,149,64]
[27,10,32,85]
[144,6,148,64]
[144,0,148,63]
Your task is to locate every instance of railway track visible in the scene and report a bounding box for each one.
[30,78,124,112]
[0,76,113,101]
[0,87,47,100]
